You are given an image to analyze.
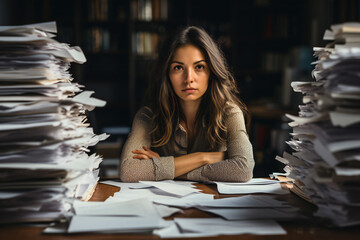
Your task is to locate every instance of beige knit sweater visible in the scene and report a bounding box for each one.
[120,105,254,182]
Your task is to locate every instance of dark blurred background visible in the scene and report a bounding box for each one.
[1,0,359,178]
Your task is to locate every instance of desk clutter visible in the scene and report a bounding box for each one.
[277,22,360,227]
[0,22,107,223]
[44,179,305,237]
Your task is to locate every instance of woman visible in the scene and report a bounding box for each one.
[120,26,254,182]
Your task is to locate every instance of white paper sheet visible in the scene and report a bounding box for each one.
[67,215,166,233]
[216,178,286,185]
[153,192,214,208]
[193,195,290,208]
[100,180,150,189]
[154,204,183,217]
[0,21,57,34]
[173,218,286,236]
[112,187,180,201]
[139,181,200,197]
[154,220,218,238]
[215,182,289,195]
[43,222,68,234]
[73,198,156,216]
[196,207,302,220]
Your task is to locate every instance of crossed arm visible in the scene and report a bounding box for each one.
[119,107,254,182]
[132,146,224,177]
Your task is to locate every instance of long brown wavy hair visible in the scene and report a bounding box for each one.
[144,26,247,148]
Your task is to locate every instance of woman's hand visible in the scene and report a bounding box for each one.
[173,151,225,177]
[132,146,160,159]
[203,152,225,164]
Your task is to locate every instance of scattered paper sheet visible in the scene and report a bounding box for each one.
[73,198,156,216]
[154,204,183,217]
[68,215,166,233]
[214,178,290,185]
[193,195,290,208]
[139,181,200,197]
[215,182,289,195]
[100,180,150,189]
[154,218,286,238]
[153,192,214,208]
[154,220,219,238]
[43,222,68,234]
[112,187,181,201]
[196,207,302,220]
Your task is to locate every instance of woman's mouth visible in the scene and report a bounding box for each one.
[182,88,197,93]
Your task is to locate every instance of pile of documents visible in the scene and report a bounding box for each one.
[45,179,305,237]
[277,22,360,227]
[0,22,108,224]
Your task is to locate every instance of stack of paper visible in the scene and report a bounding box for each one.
[277,22,360,227]
[0,22,108,224]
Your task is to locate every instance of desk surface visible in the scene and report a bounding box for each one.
[0,183,358,240]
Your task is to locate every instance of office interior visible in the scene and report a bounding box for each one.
[1,0,359,178]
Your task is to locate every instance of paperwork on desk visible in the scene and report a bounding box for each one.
[44,178,302,235]
[0,21,108,224]
[65,179,306,237]
[274,22,360,227]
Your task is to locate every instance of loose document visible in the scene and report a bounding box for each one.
[215,178,290,194]
[155,218,286,238]
[46,178,308,237]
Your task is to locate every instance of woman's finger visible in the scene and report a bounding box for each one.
[133,148,159,158]
[132,149,156,158]
[132,150,148,155]
[142,146,160,158]
[133,154,150,159]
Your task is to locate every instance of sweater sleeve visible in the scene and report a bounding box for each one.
[119,107,175,182]
[186,107,255,182]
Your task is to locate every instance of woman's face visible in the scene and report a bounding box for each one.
[169,44,210,105]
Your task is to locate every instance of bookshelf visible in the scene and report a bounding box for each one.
[230,0,307,177]
[128,0,189,117]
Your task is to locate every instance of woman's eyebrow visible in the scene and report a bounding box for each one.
[170,61,183,65]
[170,60,206,65]
[194,60,206,64]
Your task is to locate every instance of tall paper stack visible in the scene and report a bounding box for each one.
[276,22,360,227]
[0,22,108,224]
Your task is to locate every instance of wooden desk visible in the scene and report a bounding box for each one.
[0,183,358,240]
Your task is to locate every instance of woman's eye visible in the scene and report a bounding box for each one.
[195,64,205,70]
[173,65,183,70]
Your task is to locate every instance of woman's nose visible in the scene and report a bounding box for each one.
[184,68,194,84]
